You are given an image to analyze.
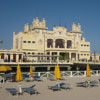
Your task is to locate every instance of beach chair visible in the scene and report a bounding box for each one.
[48,84,61,91]
[33,76,43,82]
[89,80,99,87]
[22,85,40,95]
[76,81,89,88]
[25,78,34,82]
[48,76,57,81]
[59,82,72,90]
[6,88,21,96]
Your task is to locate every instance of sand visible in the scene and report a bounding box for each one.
[0,76,100,100]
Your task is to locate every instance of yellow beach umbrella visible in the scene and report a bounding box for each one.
[16,64,23,81]
[29,65,33,77]
[54,64,61,79]
[86,64,91,77]
[0,66,12,72]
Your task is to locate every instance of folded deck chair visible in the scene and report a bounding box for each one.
[6,88,21,96]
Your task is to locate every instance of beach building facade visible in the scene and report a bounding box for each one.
[0,17,90,64]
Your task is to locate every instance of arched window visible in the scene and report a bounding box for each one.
[47,39,53,48]
[67,40,72,48]
[55,39,64,48]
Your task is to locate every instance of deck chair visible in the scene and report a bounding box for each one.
[33,76,43,82]
[48,84,61,91]
[59,82,72,90]
[6,88,21,96]
[22,85,40,95]
[25,78,34,82]
[48,77,57,81]
[89,80,99,87]
[76,81,89,88]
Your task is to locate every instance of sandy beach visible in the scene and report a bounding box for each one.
[0,76,100,100]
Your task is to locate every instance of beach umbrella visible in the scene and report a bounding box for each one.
[29,65,33,77]
[86,64,91,77]
[0,66,12,72]
[16,64,23,81]
[54,64,61,79]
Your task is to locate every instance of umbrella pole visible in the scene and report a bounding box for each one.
[3,77,4,83]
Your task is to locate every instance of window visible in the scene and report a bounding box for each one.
[87,54,89,56]
[47,39,53,48]
[55,39,65,48]
[32,41,35,43]
[28,41,31,43]
[67,40,72,48]
[81,44,83,46]
[84,45,86,46]
[87,45,89,47]
[59,32,61,34]
[84,54,86,56]
[23,41,26,43]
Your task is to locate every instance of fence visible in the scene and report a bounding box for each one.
[32,70,100,79]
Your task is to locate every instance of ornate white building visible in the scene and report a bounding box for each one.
[0,17,90,63]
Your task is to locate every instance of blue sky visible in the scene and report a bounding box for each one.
[0,0,100,53]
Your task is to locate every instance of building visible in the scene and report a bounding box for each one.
[0,17,90,64]
[91,54,100,62]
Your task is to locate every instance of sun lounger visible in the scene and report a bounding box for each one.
[48,77,57,81]
[76,81,89,87]
[33,76,43,82]
[76,80,98,88]
[48,84,61,91]
[89,80,99,87]
[6,88,22,96]
[22,85,40,95]
[25,78,34,82]
[59,82,72,90]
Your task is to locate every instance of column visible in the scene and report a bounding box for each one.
[76,53,78,61]
[50,52,52,62]
[10,54,13,62]
[69,52,71,60]
[16,54,19,62]
[57,52,59,62]
[65,40,66,48]
[4,54,7,62]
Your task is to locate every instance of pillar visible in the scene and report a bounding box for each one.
[69,52,71,60]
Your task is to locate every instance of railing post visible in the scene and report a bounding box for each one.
[47,72,49,78]
[84,71,86,77]
[38,72,40,76]
[70,71,73,77]
[96,70,99,76]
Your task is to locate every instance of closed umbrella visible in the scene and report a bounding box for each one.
[16,64,23,81]
[29,65,33,77]
[86,64,91,77]
[54,64,61,79]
